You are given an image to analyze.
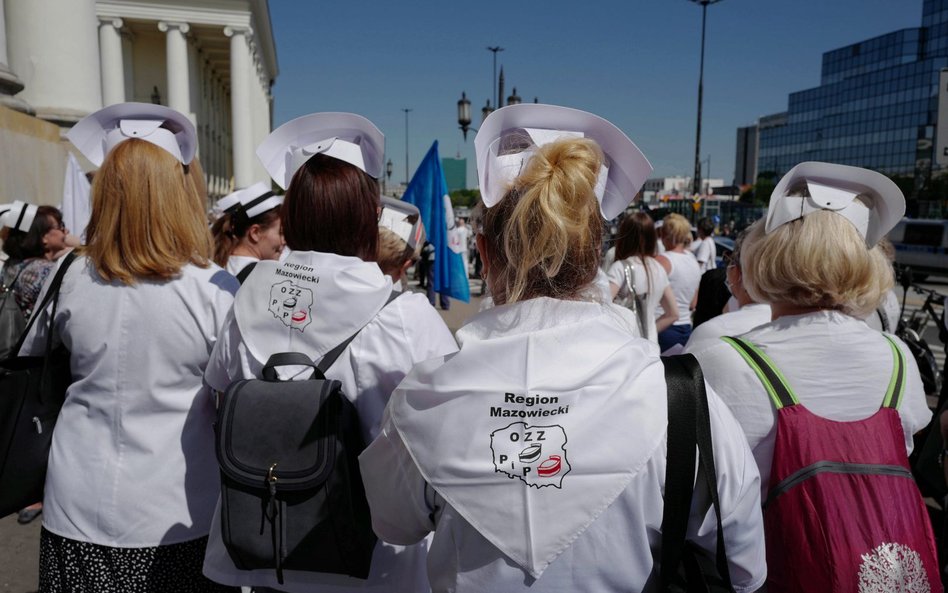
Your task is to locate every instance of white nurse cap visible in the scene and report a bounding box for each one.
[379,197,424,249]
[66,102,196,166]
[766,162,905,247]
[256,113,384,190]
[218,181,283,219]
[0,200,38,232]
[474,104,653,220]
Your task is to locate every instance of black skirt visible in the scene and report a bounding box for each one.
[40,528,238,593]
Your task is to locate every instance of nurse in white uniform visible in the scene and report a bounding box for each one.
[21,103,238,593]
[201,113,458,592]
[359,104,767,593]
[684,225,771,353]
[211,182,284,277]
[686,163,932,497]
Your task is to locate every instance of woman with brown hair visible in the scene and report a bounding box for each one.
[211,181,284,277]
[0,202,71,319]
[606,211,678,342]
[200,113,457,593]
[20,103,238,593]
[359,104,765,593]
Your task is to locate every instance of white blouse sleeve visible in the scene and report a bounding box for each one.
[359,410,437,546]
[686,385,767,593]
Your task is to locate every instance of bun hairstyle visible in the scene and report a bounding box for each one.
[482,137,604,304]
[211,207,280,267]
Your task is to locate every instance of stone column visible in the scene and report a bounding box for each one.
[7,0,101,123]
[120,30,135,102]
[98,18,124,106]
[157,21,190,115]
[0,0,30,112]
[224,26,253,188]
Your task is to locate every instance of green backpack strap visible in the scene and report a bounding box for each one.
[881,335,907,410]
[721,336,800,410]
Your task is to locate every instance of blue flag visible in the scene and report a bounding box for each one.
[402,141,470,302]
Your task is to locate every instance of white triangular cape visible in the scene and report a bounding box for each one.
[389,298,666,577]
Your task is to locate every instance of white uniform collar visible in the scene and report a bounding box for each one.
[234,251,392,364]
[390,298,665,577]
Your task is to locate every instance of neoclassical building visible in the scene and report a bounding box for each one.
[0,0,277,198]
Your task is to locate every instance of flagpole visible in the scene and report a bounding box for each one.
[402,108,412,185]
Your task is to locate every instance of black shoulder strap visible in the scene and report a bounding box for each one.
[660,354,733,590]
[12,251,78,356]
[315,290,404,374]
[235,261,257,285]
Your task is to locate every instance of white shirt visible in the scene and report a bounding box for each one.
[691,236,717,274]
[864,288,900,333]
[225,254,258,277]
[202,251,458,592]
[688,310,932,496]
[20,256,238,546]
[660,250,701,326]
[360,298,766,593]
[606,255,670,343]
[684,302,772,353]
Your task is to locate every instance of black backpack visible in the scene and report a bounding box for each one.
[215,291,401,584]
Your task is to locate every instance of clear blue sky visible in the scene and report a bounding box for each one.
[269,0,921,189]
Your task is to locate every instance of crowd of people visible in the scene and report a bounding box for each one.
[0,100,940,593]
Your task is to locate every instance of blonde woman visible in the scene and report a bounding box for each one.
[655,213,701,351]
[20,104,237,593]
[359,105,765,593]
[687,163,935,591]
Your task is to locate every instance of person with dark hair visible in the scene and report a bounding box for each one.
[211,182,284,276]
[691,216,717,274]
[360,104,765,593]
[1,202,70,318]
[606,211,677,342]
[201,113,457,592]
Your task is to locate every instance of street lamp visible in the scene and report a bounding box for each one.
[487,46,504,109]
[482,100,494,123]
[507,87,521,106]
[402,108,412,185]
[384,158,393,195]
[458,92,472,140]
[687,0,723,198]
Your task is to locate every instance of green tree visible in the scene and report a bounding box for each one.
[450,188,481,209]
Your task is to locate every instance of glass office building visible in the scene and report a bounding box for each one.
[758,0,948,180]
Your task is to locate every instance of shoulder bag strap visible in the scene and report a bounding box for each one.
[1,262,27,291]
[881,335,907,410]
[660,354,734,590]
[11,252,78,356]
[235,261,257,285]
[721,336,798,410]
[315,290,404,375]
[660,354,699,588]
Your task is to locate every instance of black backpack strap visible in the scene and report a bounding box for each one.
[660,354,698,588]
[315,291,404,375]
[235,261,257,285]
[660,354,733,590]
[11,251,78,356]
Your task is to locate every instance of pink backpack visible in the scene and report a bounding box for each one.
[724,336,941,593]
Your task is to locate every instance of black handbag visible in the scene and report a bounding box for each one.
[660,354,734,593]
[0,252,76,518]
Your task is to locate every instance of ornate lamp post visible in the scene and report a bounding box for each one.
[458,92,472,140]
[384,158,393,195]
[507,88,521,106]
[687,0,723,198]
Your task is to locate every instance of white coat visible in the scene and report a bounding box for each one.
[20,256,238,546]
[201,250,458,592]
[687,310,932,496]
[606,255,671,342]
[683,302,772,353]
[359,297,767,593]
[225,254,258,277]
